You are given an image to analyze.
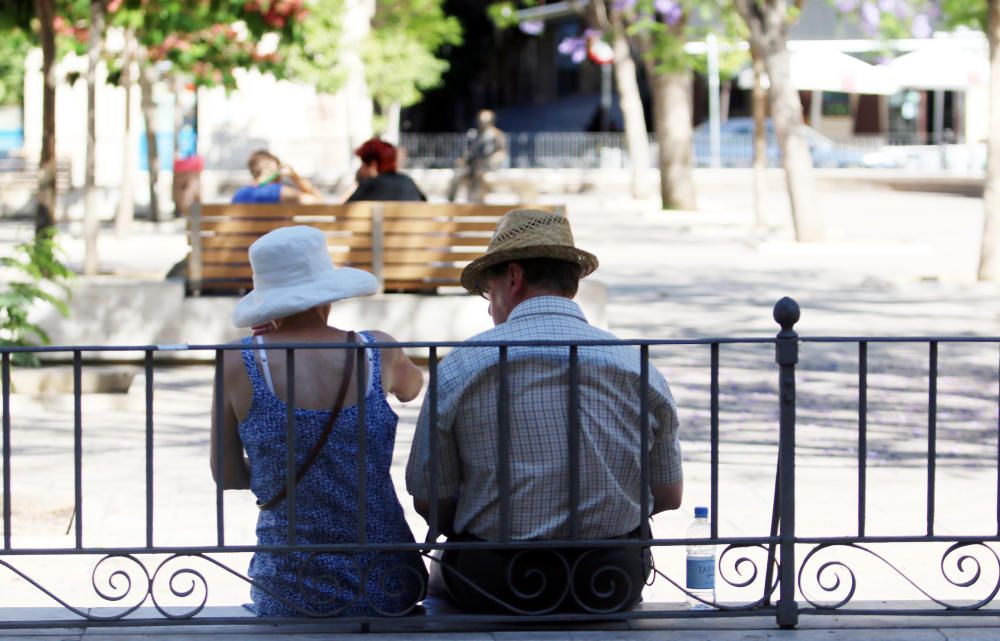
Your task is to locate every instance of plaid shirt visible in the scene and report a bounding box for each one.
[405,296,682,541]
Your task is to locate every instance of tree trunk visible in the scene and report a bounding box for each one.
[116,32,135,235]
[978,0,1000,280]
[609,8,650,199]
[766,47,822,241]
[734,0,824,242]
[83,0,104,276]
[648,68,695,210]
[172,75,183,162]
[138,58,161,222]
[34,0,57,235]
[383,101,401,145]
[752,45,769,229]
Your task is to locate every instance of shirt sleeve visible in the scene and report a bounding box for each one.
[405,361,463,501]
[649,374,683,486]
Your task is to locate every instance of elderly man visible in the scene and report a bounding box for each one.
[405,209,683,614]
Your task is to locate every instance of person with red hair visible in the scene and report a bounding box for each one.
[346,138,426,202]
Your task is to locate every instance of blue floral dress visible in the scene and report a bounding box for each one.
[237,332,426,616]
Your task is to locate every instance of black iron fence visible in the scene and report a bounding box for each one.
[2,296,1000,630]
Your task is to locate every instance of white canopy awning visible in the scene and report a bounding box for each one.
[887,47,989,90]
[737,49,898,95]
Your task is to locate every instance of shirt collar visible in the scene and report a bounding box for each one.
[506,296,588,324]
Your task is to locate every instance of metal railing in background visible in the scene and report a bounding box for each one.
[397,132,986,172]
[1,297,1000,630]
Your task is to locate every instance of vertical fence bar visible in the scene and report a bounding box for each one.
[773,297,799,629]
[214,350,225,546]
[286,348,297,546]
[710,342,720,539]
[858,341,868,538]
[2,353,10,549]
[428,346,439,541]
[73,350,83,548]
[498,346,511,543]
[356,343,367,545]
[145,350,154,548]
[997,344,1000,536]
[639,345,650,536]
[568,345,580,540]
[928,341,938,537]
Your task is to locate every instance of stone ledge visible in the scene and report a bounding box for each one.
[30,278,607,362]
[10,366,136,395]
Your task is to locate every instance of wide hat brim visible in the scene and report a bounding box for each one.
[231,267,378,328]
[460,244,598,293]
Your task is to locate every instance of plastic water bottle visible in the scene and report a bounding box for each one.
[686,506,716,609]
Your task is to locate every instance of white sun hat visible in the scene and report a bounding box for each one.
[231,225,378,328]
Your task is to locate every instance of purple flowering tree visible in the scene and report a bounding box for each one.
[621,0,738,210]
[550,0,733,209]
[613,0,696,209]
[589,2,653,199]
[969,0,1000,281]
[733,0,825,242]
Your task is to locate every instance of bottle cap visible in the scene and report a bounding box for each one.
[694,506,708,518]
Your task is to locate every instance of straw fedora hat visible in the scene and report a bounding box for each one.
[460,209,598,293]
[231,225,378,328]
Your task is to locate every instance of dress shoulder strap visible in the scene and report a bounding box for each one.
[357,330,383,395]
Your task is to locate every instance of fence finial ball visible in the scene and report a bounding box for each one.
[773,297,800,331]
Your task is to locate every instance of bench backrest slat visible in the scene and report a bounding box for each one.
[188,202,564,294]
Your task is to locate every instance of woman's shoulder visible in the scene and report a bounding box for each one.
[222,337,252,374]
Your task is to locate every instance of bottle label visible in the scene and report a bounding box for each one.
[686,556,715,590]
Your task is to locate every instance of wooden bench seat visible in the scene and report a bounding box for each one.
[188,202,565,294]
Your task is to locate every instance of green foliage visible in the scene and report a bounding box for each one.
[625,0,747,76]
[0,229,73,367]
[285,0,347,94]
[0,1,34,31]
[939,0,986,30]
[364,0,461,123]
[487,0,540,29]
[0,28,31,105]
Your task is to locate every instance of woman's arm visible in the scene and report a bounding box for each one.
[372,331,424,402]
[210,351,252,489]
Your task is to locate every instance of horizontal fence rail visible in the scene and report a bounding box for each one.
[2,297,1000,630]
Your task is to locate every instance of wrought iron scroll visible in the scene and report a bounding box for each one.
[798,542,1000,610]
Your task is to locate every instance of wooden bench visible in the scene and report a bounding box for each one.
[187,202,565,295]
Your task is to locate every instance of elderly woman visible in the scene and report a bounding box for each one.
[210,225,426,617]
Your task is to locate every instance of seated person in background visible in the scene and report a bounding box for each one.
[405,209,683,615]
[232,149,323,204]
[346,138,426,202]
[211,225,426,616]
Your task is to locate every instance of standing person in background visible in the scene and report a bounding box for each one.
[346,138,427,202]
[446,110,508,203]
[232,149,324,204]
